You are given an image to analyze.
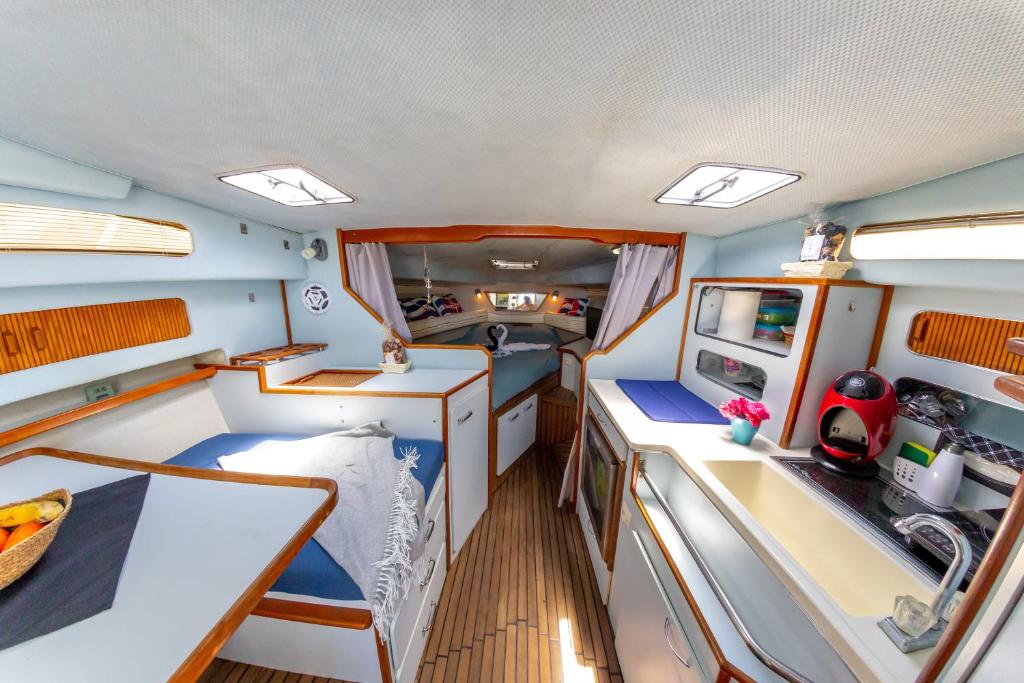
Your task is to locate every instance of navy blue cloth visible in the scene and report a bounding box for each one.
[0,474,150,652]
[615,379,728,424]
[165,432,444,601]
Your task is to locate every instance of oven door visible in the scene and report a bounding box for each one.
[582,412,623,563]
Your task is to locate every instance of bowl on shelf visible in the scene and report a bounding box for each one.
[0,489,73,591]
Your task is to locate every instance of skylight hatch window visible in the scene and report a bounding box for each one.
[490,259,539,270]
[656,163,801,208]
[219,167,354,206]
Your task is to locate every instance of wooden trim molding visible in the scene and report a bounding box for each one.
[0,446,337,683]
[279,280,293,346]
[342,224,681,246]
[251,597,372,629]
[0,367,217,449]
[866,284,894,369]
[778,284,830,450]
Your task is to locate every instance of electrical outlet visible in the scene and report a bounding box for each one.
[85,382,115,402]
[248,292,255,302]
[240,223,248,235]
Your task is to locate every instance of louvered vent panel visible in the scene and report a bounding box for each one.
[908,311,1024,374]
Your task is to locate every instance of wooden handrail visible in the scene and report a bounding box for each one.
[0,366,217,449]
[995,337,1024,405]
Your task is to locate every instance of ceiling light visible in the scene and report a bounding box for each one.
[219,167,354,206]
[490,259,539,270]
[851,213,1024,260]
[656,163,801,208]
[611,246,621,255]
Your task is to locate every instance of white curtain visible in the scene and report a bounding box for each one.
[591,243,678,350]
[345,242,412,340]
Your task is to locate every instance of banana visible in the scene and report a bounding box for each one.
[0,500,64,527]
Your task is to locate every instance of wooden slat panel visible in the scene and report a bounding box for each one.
[0,299,190,375]
[417,449,621,681]
[908,311,1024,374]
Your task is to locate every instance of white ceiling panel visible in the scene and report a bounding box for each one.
[1,1,1023,234]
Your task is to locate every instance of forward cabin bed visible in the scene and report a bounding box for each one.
[417,322,581,408]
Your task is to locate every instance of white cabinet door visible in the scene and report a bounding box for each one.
[447,380,489,556]
[496,393,538,475]
[610,528,704,683]
[561,354,579,393]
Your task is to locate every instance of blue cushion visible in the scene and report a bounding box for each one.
[164,432,445,601]
[615,380,729,424]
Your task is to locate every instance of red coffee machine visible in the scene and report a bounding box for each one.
[811,370,898,477]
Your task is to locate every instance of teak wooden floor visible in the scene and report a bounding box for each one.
[417,449,622,683]
[200,449,621,683]
[198,658,350,683]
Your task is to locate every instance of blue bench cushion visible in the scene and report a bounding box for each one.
[615,379,728,424]
[164,432,445,601]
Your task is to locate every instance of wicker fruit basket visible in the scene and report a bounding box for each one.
[0,488,73,591]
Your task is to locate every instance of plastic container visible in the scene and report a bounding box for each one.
[781,325,796,346]
[756,306,798,325]
[753,322,784,341]
[915,443,964,508]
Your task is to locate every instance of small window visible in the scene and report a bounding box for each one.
[908,311,1024,373]
[487,292,546,311]
[851,212,1024,260]
[0,203,193,256]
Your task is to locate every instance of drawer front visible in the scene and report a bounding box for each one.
[497,393,538,474]
[393,542,449,683]
[609,524,705,683]
[587,394,628,460]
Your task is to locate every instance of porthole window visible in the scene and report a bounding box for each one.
[0,202,193,256]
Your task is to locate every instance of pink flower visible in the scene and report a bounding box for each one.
[719,396,771,427]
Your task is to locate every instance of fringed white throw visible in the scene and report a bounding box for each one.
[216,422,426,637]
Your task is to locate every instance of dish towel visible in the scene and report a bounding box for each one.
[217,422,425,636]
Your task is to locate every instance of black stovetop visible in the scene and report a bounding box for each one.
[776,458,1000,586]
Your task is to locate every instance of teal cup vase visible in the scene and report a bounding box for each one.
[730,418,758,446]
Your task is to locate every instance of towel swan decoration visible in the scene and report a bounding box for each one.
[485,324,550,358]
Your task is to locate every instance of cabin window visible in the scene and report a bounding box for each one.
[907,310,1024,374]
[851,212,1024,260]
[0,203,193,256]
[487,292,547,311]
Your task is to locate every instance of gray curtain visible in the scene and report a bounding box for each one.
[591,243,678,350]
[345,242,413,340]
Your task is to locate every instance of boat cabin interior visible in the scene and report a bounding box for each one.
[2,3,1024,682]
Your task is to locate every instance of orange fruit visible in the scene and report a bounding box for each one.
[0,527,8,549]
[1,520,45,553]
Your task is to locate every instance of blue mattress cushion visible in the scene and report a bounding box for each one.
[615,379,729,425]
[164,432,445,601]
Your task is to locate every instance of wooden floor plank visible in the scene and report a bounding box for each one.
[202,449,621,683]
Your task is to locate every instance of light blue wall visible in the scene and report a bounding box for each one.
[0,184,306,287]
[715,153,1024,292]
[285,230,488,370]
[586,234,716,381]
[0,279,288,406]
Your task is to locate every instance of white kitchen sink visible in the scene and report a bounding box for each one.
[702,459,933,617]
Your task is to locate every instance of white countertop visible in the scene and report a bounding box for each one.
[588,378,934,683]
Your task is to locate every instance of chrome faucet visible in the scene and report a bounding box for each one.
[878,513,973,653]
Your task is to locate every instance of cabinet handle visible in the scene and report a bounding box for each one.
[457,410,473,425]
[419,558,437,589]
[424,519,436,543]
[524,403,533,412]
[421,601,438,635]
[664,617,693,668]
[510,412,520,422]
[595,412,609,426]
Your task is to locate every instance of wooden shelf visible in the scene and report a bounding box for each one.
[229,343,327,366]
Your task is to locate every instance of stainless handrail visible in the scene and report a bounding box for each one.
[642,469,826,683]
